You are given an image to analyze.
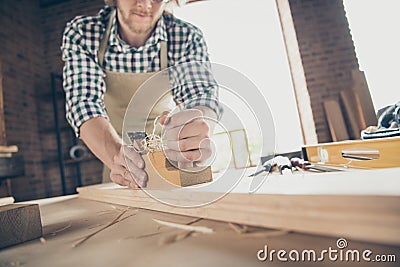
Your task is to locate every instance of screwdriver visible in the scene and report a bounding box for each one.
[248,161,272,177]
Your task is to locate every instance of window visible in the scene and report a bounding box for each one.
[344,0,400,110]
[174,0,302,156]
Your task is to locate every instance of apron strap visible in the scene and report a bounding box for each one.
[160,41,168,70]
[98,8,116,67]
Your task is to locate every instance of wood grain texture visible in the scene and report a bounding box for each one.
[0,145,18,153]
[0,63,6,145]
[0,197,14,206]
[0,204,42,248]
[352,69,377,128]
[303,136,400,169]
[78,168,400,245]
[144,151,212,188]
[2,196,398,267]
[340,90,362,139]
[323,99,349,141]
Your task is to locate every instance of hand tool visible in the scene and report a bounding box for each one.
[248,161,272,177]
[290,157,310,169]
[290,157,343,172]
[248,156,292,177]
[271,156,292,175]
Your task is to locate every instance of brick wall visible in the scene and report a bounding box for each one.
[0,0,104,201]
[278,0,359,143]
[41,0,104,73]
[39,0,105,196]
[0,0,48,200]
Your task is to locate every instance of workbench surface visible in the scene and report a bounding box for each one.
[0,195,398,267]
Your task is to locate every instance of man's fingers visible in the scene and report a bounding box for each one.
[121,159,147,187]
[121,145,145,168]
[163,119,209,141]
[165,136,211,152]
[163,109,203,129]
[159,111,171,125]
[164,148,212,163]
[109,165,132,187]
[127,167,148,188]
[110,163,147,188]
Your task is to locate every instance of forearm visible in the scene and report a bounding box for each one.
[80,117,122,168]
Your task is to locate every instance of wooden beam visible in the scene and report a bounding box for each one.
[352,70,378,128]
[0,63,6,146]
[78,168,400,245]
[340,90,362,139]
[0,145,18,153]
[275,0,318,145]
[0,204,42,249]
[323,99,349,141]
[0,197,14,206]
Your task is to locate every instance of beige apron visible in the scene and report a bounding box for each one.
[98,9,174,182]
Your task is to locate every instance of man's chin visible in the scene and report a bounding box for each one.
[129,24,153,35]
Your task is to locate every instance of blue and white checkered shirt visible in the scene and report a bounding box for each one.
[61,6,220,137]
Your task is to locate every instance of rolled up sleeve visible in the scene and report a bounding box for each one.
[171,29,223,119]
[61,20,109,137]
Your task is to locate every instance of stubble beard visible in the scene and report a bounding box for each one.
[119,8,154,35]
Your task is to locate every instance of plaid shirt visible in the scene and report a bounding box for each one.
[61,6,220,137]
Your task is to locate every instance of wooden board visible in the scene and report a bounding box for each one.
[0,63,6,145]
[2,196,398,267]
[340,90,362,139]
[352,69,377,128]
[0,204,42,249]
[323,100,349,141]
[78,168,400,245]
[0,196,14,206]
[303,136,400,169]
[144,151,212,188]
[0,145,18,153]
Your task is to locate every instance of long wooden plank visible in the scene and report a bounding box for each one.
[0,145,18,153]
[340,90,362,139]
[323,99,349,141]
[352,69,377,128]
[0,63,6,145]
[0,197,14,206]
[78,168,400,245]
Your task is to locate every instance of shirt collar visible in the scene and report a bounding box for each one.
[109,11,168,53]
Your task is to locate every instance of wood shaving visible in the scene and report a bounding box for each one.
[153,218,213,234]
[241,229,290,238]
[50,222,72,235]
[228,222,248,234]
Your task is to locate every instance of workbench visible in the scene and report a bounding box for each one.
[0,194,398,267]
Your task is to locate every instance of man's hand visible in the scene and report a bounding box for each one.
[80,117,148,188]
[110,144,147,188]
[159,108,214,164]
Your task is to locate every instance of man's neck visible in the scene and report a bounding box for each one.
[118,24,152,48]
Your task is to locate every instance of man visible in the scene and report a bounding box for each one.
[61,0,220,189]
